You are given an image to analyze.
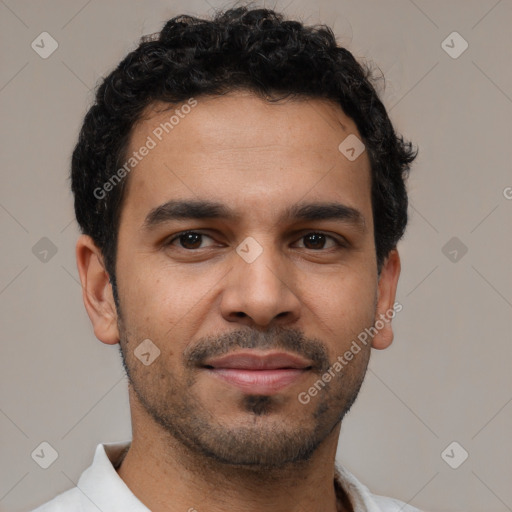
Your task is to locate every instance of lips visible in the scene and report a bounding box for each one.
[202,351,312,394]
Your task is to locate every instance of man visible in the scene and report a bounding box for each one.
[33,5,420,512]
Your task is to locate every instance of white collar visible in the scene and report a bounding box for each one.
[75,441,418,512]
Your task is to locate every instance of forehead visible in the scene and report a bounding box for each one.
[120,91,372,228]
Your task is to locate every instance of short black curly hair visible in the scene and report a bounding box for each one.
[71,5,416,294]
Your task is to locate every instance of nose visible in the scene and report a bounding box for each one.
[220,242,301,328]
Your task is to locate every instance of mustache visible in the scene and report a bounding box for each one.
[183,325,331,373]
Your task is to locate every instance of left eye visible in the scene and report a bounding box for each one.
[294,232,340,250]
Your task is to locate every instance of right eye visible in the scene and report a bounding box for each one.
[165,231,217,250]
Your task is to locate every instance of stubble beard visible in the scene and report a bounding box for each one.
[117,317,371,471]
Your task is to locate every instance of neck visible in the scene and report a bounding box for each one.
[116,389,352,512]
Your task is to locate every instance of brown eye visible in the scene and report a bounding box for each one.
[168,231,214,250]
[179,232,203,249]
[303,233,326,249]
[298,232,339,250]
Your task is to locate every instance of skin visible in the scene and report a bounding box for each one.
[76,91,401,512]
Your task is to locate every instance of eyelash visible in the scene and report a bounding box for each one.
[164,230,347,251]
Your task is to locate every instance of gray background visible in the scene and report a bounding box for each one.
[1,0,511,511]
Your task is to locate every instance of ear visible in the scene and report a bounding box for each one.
[75,235,120,345]
[371,249,401,350]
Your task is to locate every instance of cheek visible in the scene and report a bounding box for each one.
[117,262,213,354]
[301,267,377,350]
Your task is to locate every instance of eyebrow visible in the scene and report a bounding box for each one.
[142,199,366,233]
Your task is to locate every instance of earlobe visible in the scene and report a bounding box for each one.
[371,249,401,350]
[75,235,120,345]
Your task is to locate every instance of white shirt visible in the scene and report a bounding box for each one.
[31,441,423,512]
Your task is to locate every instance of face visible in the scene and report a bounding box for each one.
[79,91,400,469]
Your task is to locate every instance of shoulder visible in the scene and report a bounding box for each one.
[370,493,424,511]
[30,441,133,512]
[30,486,90,511]
[335,463,424,512]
